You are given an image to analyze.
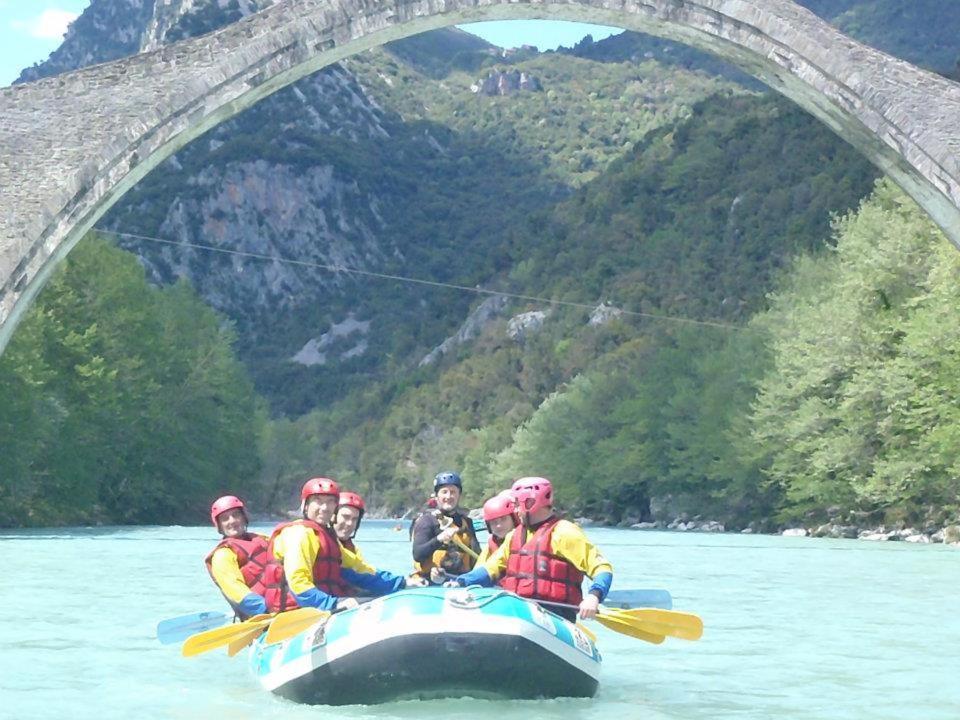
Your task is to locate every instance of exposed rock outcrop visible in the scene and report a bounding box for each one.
[507,310,548,342]
[419,295,509,366]
[589,303,623,326]
[471,70,543,96]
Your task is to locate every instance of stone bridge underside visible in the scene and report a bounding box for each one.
[2,0,960,354]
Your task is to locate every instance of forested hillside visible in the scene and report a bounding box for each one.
[252,92,878,521]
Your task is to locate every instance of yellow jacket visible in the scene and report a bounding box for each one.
[271,523,370,595]
[209,540,264,604]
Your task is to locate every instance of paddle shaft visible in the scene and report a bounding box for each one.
[438,516,480,560]
[603,588,673,610]
[157,610,230,644]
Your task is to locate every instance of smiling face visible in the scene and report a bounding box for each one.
[435,485,461,513]
[217,508,247,538]
[334,505,361,541]
[488,514,515,540]
[304,494,338,526]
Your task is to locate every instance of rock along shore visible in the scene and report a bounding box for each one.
[578,517,960,547]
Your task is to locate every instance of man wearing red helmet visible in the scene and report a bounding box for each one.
[475,491,518,566]
[334,491,427,594]
[205,495,297,619]
[451,477,614,622]
[269,478,410,611]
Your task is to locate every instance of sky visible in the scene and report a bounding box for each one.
[0,1,623,87]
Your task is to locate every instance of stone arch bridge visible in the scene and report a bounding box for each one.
[2,0,959,355]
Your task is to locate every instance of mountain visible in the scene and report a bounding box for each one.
[9,0,960,521]
[19,0,751,414]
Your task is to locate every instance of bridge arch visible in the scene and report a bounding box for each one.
[2,0,959,355]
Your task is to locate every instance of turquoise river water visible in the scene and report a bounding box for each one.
[2,521,958,719]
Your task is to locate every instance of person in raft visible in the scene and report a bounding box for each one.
[407,495,438,541]
[333,490,427,594]
[474,490,518,566]
[269,477,410,611]
[205,495,299,619]
[450,476,613,622]
[410,471,481,584]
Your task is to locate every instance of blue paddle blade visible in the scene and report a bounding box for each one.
[472,518,486,533]
[604,589,673,610]
[156,610,230,644]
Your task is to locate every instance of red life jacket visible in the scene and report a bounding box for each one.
[205,533,298,616]
[487,535,503,555]
[268,519,351,597]
[337,538,361,598]
[500,517,584,605]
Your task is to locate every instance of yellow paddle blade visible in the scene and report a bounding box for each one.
[595,613,666,644]
[600,607,704,641]
[181,614,274,657]
[263,607,331,645]
[226,625,267,657]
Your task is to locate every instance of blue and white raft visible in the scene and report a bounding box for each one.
[249,587,602,705]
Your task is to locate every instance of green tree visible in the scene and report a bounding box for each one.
[751,180,960,522]
[0,235,263,527]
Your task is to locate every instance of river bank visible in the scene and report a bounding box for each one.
[596,516,960,547]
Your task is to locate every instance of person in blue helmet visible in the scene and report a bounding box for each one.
[410,471,481,583]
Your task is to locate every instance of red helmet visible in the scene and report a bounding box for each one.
[300,477,340,501]
[338,491,366,518]
[511,476,553,516]
[210,495,247,528]
[482,491,516,522]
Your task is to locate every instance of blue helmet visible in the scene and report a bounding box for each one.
[433,471,462,492]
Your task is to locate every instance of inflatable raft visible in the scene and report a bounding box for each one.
[248,587,602,705]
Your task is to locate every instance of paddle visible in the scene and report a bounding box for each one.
[226,624,269,657]
[157,610,230,645]
[452,535,480,561]
[181,613,274,657]
[594,613,665,644]
[603,589,673,610]
[603,607,703,641]
[263,607,332,645]
[537,601,702,644]
[434,513,482,561]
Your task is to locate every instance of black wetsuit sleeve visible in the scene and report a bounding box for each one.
[412,513,443,562]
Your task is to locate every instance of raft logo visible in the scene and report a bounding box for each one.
[309,625,326,648]
[530,603,558,636]
[572,626,593,656]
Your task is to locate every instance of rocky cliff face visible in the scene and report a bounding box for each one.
[470,70,543,96]
[19,0,415,388]
[105,57,398,318]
